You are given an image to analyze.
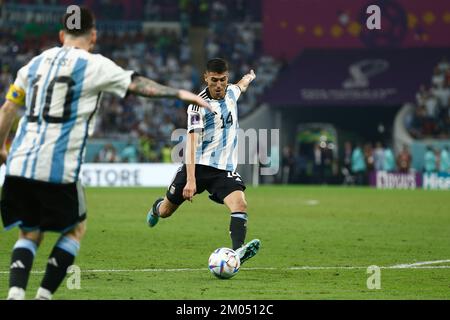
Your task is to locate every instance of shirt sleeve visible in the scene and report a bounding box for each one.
[96,55,134,98]
[229,84,242,101]
[187,104,204,133]
[13,64,30,91]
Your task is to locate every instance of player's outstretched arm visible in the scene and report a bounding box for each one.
[183,132,197,202]
[0,100,21,164]
[128,76,210,109]
[236,70,256,93]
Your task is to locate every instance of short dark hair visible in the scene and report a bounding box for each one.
[62,7,95,36]
[206,58,229,73]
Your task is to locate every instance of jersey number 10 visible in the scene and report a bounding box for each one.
[27,75,75,123]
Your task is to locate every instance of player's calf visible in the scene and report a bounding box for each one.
[224,191,248,250]
[7,232,42,300]
[35,222,86,300]
[147,197,179,228]
[229,212,248,250]
[159,197,179,218]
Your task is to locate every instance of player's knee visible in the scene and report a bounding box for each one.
[20,231,44,246]
[234,199,247,212]
[65,221,87,242]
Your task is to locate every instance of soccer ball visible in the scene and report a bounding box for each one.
[208,248,240,279]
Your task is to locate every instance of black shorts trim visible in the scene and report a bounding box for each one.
[1,176,87,233]
[166,165,246,206]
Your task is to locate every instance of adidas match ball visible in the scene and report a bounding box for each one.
[208,248,240,279]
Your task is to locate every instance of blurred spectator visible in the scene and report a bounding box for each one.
[397,145,412,173]
[432,83,450,108]
[342,141,352,171]
[373,142,385,171]
[294,152,308,184]
[409,57,450,139]
[139,134,159,162]
[159,115,176,140]
[120,141,139,163]
[424,146,436,173]
[424,89,438,120]
[161,144,172,163]
[351,144,366,185]
[281,146,295,184]
[313,144,324,184]
[407,105,426,139]
[440,146,450,173]
[340,141,354,185]
[438,57,449,73]
[363,143,374,173]
[431,66,445,88]
[416,84,427,106]
[95,144,119,163]
[383,146,396,172]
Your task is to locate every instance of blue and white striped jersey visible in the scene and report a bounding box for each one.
[187,85,241,172]
[7,46,134,183]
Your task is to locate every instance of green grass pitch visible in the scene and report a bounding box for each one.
[1,186,449,299]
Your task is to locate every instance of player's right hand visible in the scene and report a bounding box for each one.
[178,90,211,111]
[183,180,197,202]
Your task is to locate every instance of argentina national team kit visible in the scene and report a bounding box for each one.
[166,85,246,205]
[1,46,134,232]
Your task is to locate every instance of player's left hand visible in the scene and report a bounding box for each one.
[183,180,197,202]
[243,70,256,83]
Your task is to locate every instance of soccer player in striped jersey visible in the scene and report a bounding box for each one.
[0,8,209,300]
[147,58,260,264]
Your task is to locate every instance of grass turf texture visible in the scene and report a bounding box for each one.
[1,186,449,299]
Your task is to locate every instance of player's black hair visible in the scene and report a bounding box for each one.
[62,6,96,36]
[206,58,229,73]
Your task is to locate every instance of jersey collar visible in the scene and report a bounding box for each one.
[205,87,228,101]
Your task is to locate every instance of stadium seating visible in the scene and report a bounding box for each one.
[406,58,450,139]
[0,0,281,163]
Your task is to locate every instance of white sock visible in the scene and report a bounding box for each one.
[35,287,52,300]
[156,201,162,216]
[7,287,25,300]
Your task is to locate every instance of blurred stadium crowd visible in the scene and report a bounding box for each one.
[280,141,449,185]
[406,57,450,139]
[0,0,449,187]
[0,0,280,162]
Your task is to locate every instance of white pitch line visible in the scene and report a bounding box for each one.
[1,262,450,275]
[390,259,450,269]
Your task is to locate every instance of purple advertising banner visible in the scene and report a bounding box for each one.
[264,0,450,61]
[370,171,422,189]
[264,48,449,107]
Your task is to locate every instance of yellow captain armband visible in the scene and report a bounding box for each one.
[6,85,26,106]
